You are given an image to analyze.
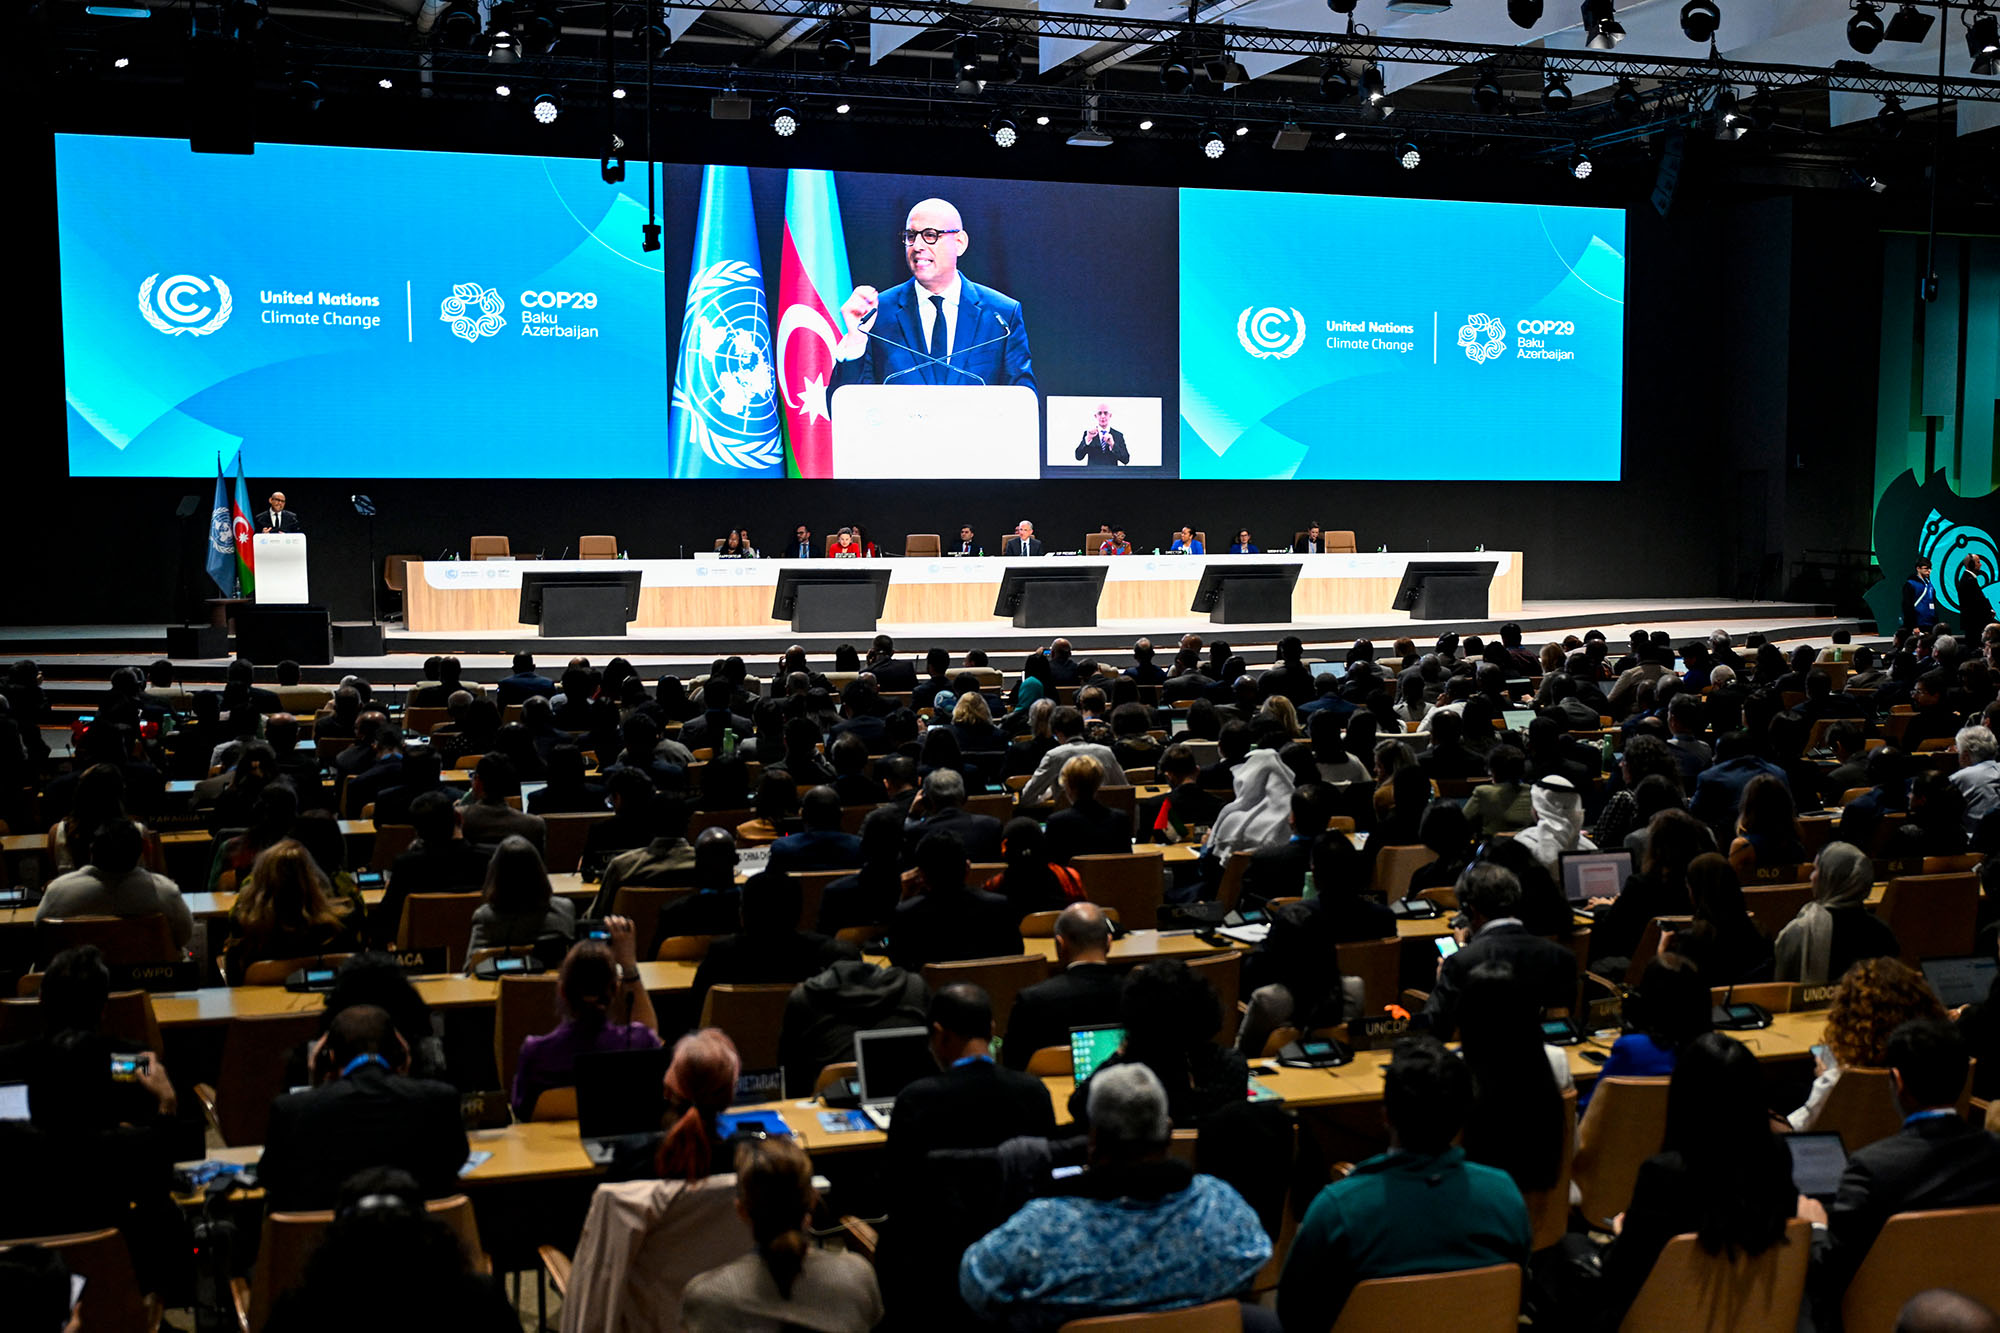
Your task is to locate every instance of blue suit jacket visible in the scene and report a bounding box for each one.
[832,276,1035,393]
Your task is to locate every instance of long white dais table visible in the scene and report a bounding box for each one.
[407,551,1522,631]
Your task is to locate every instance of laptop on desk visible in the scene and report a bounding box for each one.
[575,1048,672,1164]
[1922,955,1998,1010]
[854,1026,936,1132]
[1070,1025,1126,1084]
[1558,849,1632,915]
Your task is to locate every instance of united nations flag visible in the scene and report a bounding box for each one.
[667,165,784,478]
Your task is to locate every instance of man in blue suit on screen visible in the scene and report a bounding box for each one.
[832,197,1035,394]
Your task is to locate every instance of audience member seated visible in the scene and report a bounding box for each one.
[256,1004,469,1211]
[1020,707,1128,806]
[1236,896,1366,1056]
[465,835,576,962]
[1788,957,1946,1130]
[818,806,908,934]
[1588,807,1712,970]
[296,952,448,1084]
[408,656,481,708]
[1002,903,1124,1071]
[887,832,1022,972]
[1667,852,1775,986]
[1042,754,1132,863]
[687,871,860,1016]
[368,746,444,827]
[766,786,864,873]
[900,768,1004,865]
[777,959,929,1096]
[1463,743,1535,839]
[592,792,697,917]
[982,817,1084,918]
[1423,863,1576,1039]
[511,921,661,1120]
[1728,772,1807,881]
[460,752,546,851]
[528,743,608,815]
[1803,1018,2000,1322]
[645,828,745,953]
[207,778,300,891]
[46,762,147,874]
[36,816,192,951]
[219,839,365,983]
[1277,1035,1530,1332]
[1689,730,1791,834]
[380,791,492,939]
[1776,840,1901,985]
[961,1063,1270,1331]
[1582,952,1712,1104]
[1153,743,1225,841]
[1070,959,1248,1131]
[1455,962,1572,1201]
[682,1137,883,1333]
[1574,1032,1798,1329]
[735,774,801,846]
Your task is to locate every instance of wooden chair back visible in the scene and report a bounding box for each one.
[578,535,618,559]
[814,1061,857,1096]
[0,990,164,1054]
[1523,1087,1580,1253]
[1070,853,1165,930]
[904,534,942,558]
[1618,1218,1812,1333]
[247,1195,485,1333]
[395,892,484,972]
[542,813,612,874]
[697,984,795,1070]
[494,974,563,1105]
[1182,951,1242,1026]
[1323,530,1358,554]
[211,1010,327,1147]
[1026,1046,1073,1076]
[1213,851,1254,915]
[965,793,1015,822]
[1624,916,1693,987]
[33,914,175,969]
[13,1227,149,1333]
[467,535,511,560]
[400,707,450,736]
[1572,1076,1671,1227]
[1841,1205,2000,1333]
[242,953,356,986]
[1335,936,1403,1015]
[530,1085,579,1120]
[922,954,1052,1035]
[1331,1262,1521,1332]
[656,934,721,962]
[791,870,848,933]
[1370,845,1439,903]
[367,823,418,870]
[1057,1298,1244,1330]
[608,886,695,956]
[1876,873,1981,965]
[1740,884,1813,939]
[1804,1067,1904,1151]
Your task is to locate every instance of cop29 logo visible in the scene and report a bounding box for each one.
[1236,306,1306,360]
[139,273,232,336]
[1457,313,1508,364]
[441,283,507,343]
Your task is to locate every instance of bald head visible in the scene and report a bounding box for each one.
[1055,901,1112,962]
[1899,1290,2000,1333]
[904,198,967,293]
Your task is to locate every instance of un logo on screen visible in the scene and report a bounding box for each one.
[440,283,507,342]
[1457,313,1508,364]
[139,274,232,337]
[675,260,781,471]
[209,507,234,557]
[1236,306,1306,360]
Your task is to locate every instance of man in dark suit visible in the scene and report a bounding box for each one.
[1003,903,1124,1070]
[1125,638,1167,687]
[254,491,302,534]
[786,524,818,560]
[1956,554,1996,642]
[953,525,985,557]
[256,1004,468,1211]
[1804,1018,2000,1319]
[865,635,920,692]
[888,831,1022,971]
[495,652,556,705]
[1043,755,1133,864]
[343,727,407,819]
[828,679,890,754]
[902,769,1004,865]
[687,871,860,1016]
[768,787,866,874]
[460,752,547,852]
[832,197,1035,394]
[381,792,492,940]
[1074,405,1129,466]
[1001,521,1045,558]
[369,746,445,828]
[1421,863,1577,1039]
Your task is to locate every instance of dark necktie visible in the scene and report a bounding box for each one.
[926,294,946,366]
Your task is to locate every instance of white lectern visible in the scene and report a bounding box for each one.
[254,534,310,605]
[830,384,1040,479]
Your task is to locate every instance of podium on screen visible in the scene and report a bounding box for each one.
[830,385,1040,480]
[254,534,310,605]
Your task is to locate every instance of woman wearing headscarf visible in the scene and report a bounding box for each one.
[1774,841,1900,985]
[1203,749,1297,862]
[1513,773,1596,874]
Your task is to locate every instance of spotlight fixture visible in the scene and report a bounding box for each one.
[601,157,625,184]
[1234,122,1250,136]
[112,55,131,69]
[1319,59,1354,101]
[494,82,512,96]
[1847,1,1885,52]
[1200,126,1227,159]
[1326,0,1359,12]
[1611,76,1641,118]
[378,76,394,89]
[1883,2,1934,42]
[532,91,559,123]
[820,25,855,71]
[1138,117,1155,130]
[1570,149,1594,179]
[987,112,1018,146]
[1541,73,1571,114]
[1359,61,1387,104]
[1094,0,1129,9]
[1581,0,1624,49]
[1712,86,1746,139]
[1396,139,1421,169]
[1746,86,1776,131]
[834,100,850,114]
[1160,48,1195,92]
[1035,113,1051,126]
[520,0,559,56]
[1679,0,1719,43]
[1970,7,1999,75]
[288,68,322,111]
[1471,71,1506,113]
[1878,92,1905,136]
[436,0,481,47]
[1507,0,1543,26]
[770,105,800,137]
[953,31,981,74]
[486,2,520,63]
[1205,52,1251,84]
[994,40,1023,84]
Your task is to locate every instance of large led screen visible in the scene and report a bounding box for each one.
[53,134,1624,481]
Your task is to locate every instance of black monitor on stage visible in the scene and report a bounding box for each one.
[1190,562,1303,625]
[518,569,643,637]
[993,564,1109,629]
[771,567,893,633]
[1390,560,1498,621]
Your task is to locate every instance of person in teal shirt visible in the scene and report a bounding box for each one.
[1276,1035,1531,1332]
